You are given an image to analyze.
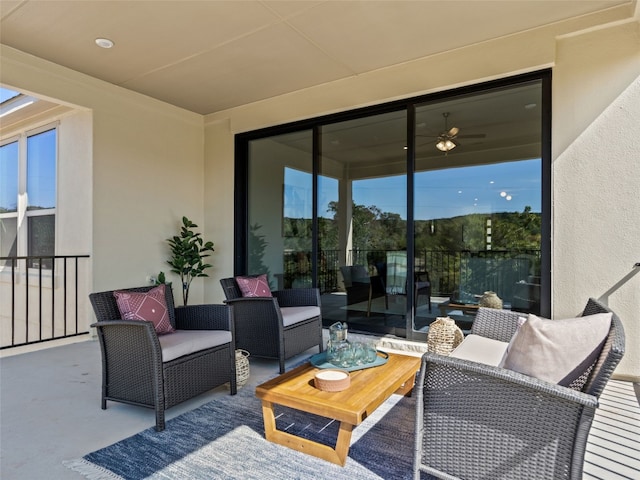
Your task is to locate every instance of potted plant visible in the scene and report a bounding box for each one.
[166,216,215,305]
[152,271,172,287]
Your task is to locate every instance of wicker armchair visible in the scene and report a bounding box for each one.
[89,285,236,431]
[220,277,323,373]
[413,298,625,480]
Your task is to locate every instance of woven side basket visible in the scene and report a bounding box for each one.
[235,349,250,387]
[427,317,464,356]
[225,349,251,390]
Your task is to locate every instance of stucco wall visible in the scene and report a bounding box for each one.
[553,22,640,378]
[0,45,207,309]
[203,119,235,292]
[203,20,640,378]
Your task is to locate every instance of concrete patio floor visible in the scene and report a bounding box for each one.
[1,336,638,479]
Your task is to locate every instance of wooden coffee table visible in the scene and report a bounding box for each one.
[255,353,421,466]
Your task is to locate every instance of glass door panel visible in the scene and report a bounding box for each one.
[243,75,547,339]
[318,110,408,336]
[413,82,542,334]
[247,131,313,291]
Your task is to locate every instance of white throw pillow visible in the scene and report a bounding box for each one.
[499,312,612,387]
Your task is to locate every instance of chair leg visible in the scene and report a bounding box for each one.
[318,327,324,353]
[229,348,237,395]
[229,371,237,396]
[155,407,165,432]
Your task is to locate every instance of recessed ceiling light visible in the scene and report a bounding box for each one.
[95,38,114,49]
[524,103,537,110]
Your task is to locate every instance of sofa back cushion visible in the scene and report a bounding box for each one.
[499,312,612,389]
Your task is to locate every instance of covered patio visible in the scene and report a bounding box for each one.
[0,338,638,479]
[1,1,639,477]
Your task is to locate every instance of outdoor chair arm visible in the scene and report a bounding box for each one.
[91,319,161,350]
[272,287,321,307]
[223,296,283,329]
[90,319,164,378]
[175,304,234,331]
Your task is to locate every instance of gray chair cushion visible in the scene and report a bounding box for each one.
[280,306,321,327]
[159,330,232,362]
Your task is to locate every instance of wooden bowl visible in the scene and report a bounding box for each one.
[314,369,351,392]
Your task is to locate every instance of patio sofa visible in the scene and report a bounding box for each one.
[413,298,625,480]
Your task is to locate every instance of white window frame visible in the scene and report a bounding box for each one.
[0,121,58,272]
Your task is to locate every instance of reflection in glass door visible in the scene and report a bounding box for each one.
[413,82,542,334]
[242,73,548,340]
[318,111,408,336]
[247,131,313,291]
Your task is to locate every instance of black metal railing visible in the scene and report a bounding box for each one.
[0,255,91,350]
[283,249,541,298]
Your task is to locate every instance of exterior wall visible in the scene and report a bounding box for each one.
[1,12,638,377]
[553,22,640,379]
[0,45,207,316]
[203,119,235,295]
[203,20,640,378]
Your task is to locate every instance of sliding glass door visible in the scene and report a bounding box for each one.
[239,71,549,340]
[413,82,543,333]
[318,111,408,336]
[246,131,313,291]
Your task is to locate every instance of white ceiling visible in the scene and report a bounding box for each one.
[0,0,635,116]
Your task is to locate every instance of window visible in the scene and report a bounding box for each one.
[0,140,18,266]
[0,125,57,269]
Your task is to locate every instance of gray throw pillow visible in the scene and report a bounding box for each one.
[499,312,612,387]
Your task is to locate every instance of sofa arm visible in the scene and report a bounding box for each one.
[471,307,524,342]
[414,352,597,480]
[417,352,597,406]
[174,304,233,331]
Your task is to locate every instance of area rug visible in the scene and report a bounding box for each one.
[64,381,418,479]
